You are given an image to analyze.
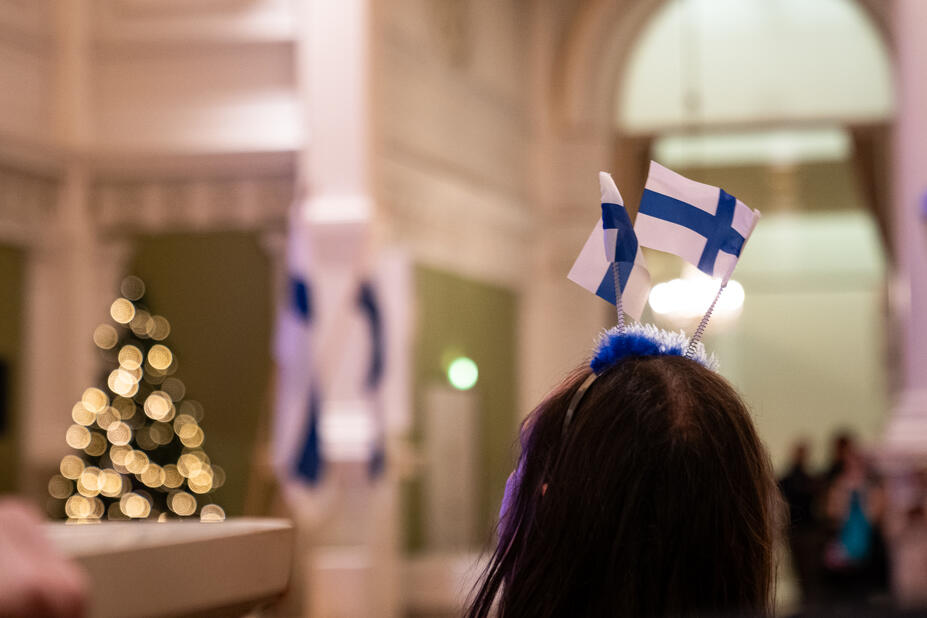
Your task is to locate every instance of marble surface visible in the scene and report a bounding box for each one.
[46,518,294,618]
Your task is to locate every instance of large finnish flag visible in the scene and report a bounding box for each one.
[568,172,651,320]
[635,161,760,284]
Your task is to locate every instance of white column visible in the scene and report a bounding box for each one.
[287,2,400,617]
[19,0,100,496]
[520,129,615,414]
[884,0,927,458]
[295,0,374,380]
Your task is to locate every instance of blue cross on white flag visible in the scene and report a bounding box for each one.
[635,161,760,284]
[273,217,324,485]
[568,172,651,320]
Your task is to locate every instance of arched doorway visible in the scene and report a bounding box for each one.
[613,0,894,471]
[537,0,895,610]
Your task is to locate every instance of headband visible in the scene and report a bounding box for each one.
[560,167,757,435]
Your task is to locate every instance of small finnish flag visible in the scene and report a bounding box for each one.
[568,172,651,320]
[635,161,760,284]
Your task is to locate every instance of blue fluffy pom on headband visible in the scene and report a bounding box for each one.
[590,323,718,374]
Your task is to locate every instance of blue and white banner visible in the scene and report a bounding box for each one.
[272,218,324,485]
[273,213,395,487]
[635,161,760,284]
[356,281,386,480]
[568,172,651,320]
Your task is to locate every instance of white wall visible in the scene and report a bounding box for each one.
[618,0,893,132]
[374,0,531,287]
[708,211,888,471]
[0,1,54,147]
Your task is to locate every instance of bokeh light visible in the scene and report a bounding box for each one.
[149,316,171,340]
[124,450,150,475]
[149,422,174,446]
[178,423,204,448]
[81,388,109,414]
[60,455,85,480]
[179,400,205,422]
[148,345,173,371]
[212,465,226,489]
[120,492,151,518]
[177,453,203,478]
[168,491,197,516]
[129,309,153,337]
[162,464,184,489]
[109,298,136,324]
[141,464,166,488]
[48,475,73,499]
[109,445,130,467]
[112,397,136,420]
[118,345,143,370]
[77,467,103,497]
[447,356,479,390]
[108,368,140,398]
[120,275,146,301]
[100,470,123,498]
[135,426,157,451]
[65,424,92,450]
[106,421,132,446]
[95,407,119,431]
[92,324,119,350]
[84,431,107,456]
[648,277,745,322]
[144,391,174,421]
[65,495,93,519]
[161,377,186,401]
[71,402,96,426]
[200,504,226,522]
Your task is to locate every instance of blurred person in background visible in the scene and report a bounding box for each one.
[779,439,823,606]
[822,445,889,607]
[888,502,927,609]
[824,431,856,484]
[883,468,927,609]
[0,498,86,618]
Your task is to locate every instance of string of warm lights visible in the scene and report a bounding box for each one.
[49,276,226,523]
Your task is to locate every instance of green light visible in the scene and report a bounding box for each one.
[447,357,478,390]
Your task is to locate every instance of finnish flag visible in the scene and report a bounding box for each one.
[635,161,760,284]
[568,172,651,320]
[272,217,323,485]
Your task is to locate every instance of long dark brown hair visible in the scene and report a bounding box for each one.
[466,355,781,618]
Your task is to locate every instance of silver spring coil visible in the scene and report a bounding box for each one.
[685,282,726,359]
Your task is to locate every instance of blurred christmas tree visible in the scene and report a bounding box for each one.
[48,276,226,523]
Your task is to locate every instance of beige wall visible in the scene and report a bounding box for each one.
[373,0,532,554]
[710,211,888,471]
[373,0,531,288]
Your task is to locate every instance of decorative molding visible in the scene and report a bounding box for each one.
[88,149,296,179]
[106,0,258,16]
[0,165,57,246]
[93,174,293,234]
[93,0,296,46]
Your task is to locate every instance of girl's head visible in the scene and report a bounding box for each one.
[467,354,781,618]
